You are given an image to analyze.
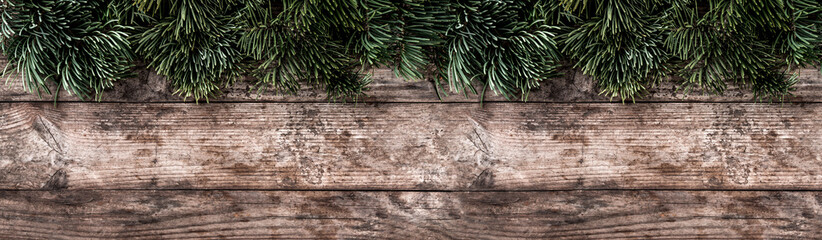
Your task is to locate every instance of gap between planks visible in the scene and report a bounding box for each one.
[4,100,822,104]
[6,189,822,192]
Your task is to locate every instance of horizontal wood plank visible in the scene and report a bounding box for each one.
[1,102,820,190]
[3,58,821,103]
[0,190,819,239]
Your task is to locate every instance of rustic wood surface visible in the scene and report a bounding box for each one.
[3,58,822,103]
[1,190,820,239]
[2,57,822,238]
[1,102,820,191]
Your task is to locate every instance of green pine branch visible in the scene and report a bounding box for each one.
[663,0,803,101]
[132,0,244,102]
[352,0,451,81]
[559,0,668,101]
[236,0,369,101]
[1,0,133,101]
[439,0,561,100]
[2,0,819,102]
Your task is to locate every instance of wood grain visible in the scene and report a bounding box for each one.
[2,102,820,190]
[2,58,821,103]
[0,190,819,239]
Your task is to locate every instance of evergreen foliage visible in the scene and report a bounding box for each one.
[1,0,821,102]
[661,0,804,101]
[559,0,669,100]
[237,0,369,101]
[1,0,133,100]
[131,0,244,101]
[352,0,451,81]
[440,1,561,100]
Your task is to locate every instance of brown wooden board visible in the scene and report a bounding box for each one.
[2,102,820,191]
[3,58,821,103]
[0,190,819,239]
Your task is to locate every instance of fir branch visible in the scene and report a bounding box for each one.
[775,0,822,69]
[664,0,798,101]
[1,0,133,101]
[351,0,451,81]
[440,0,561,100]
[3,0,817,102]
[559,0,669,101]
[132,0,244,101]
[237,0,369,100]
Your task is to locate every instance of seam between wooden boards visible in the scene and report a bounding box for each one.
[1,100,821,104]
[5,189,822,192]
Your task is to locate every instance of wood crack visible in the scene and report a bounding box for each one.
[34,115,63,154]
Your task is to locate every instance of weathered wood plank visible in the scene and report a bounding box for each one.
[1,102,820,190]
[0,190,819,239]
[3,57,821,102]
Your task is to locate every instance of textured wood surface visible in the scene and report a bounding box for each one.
[1,102,820,191]
[2,58,822,103]
[1,190,820,239]
[3,57,821,238]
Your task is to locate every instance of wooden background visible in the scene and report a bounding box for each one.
[1,58,822,239]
